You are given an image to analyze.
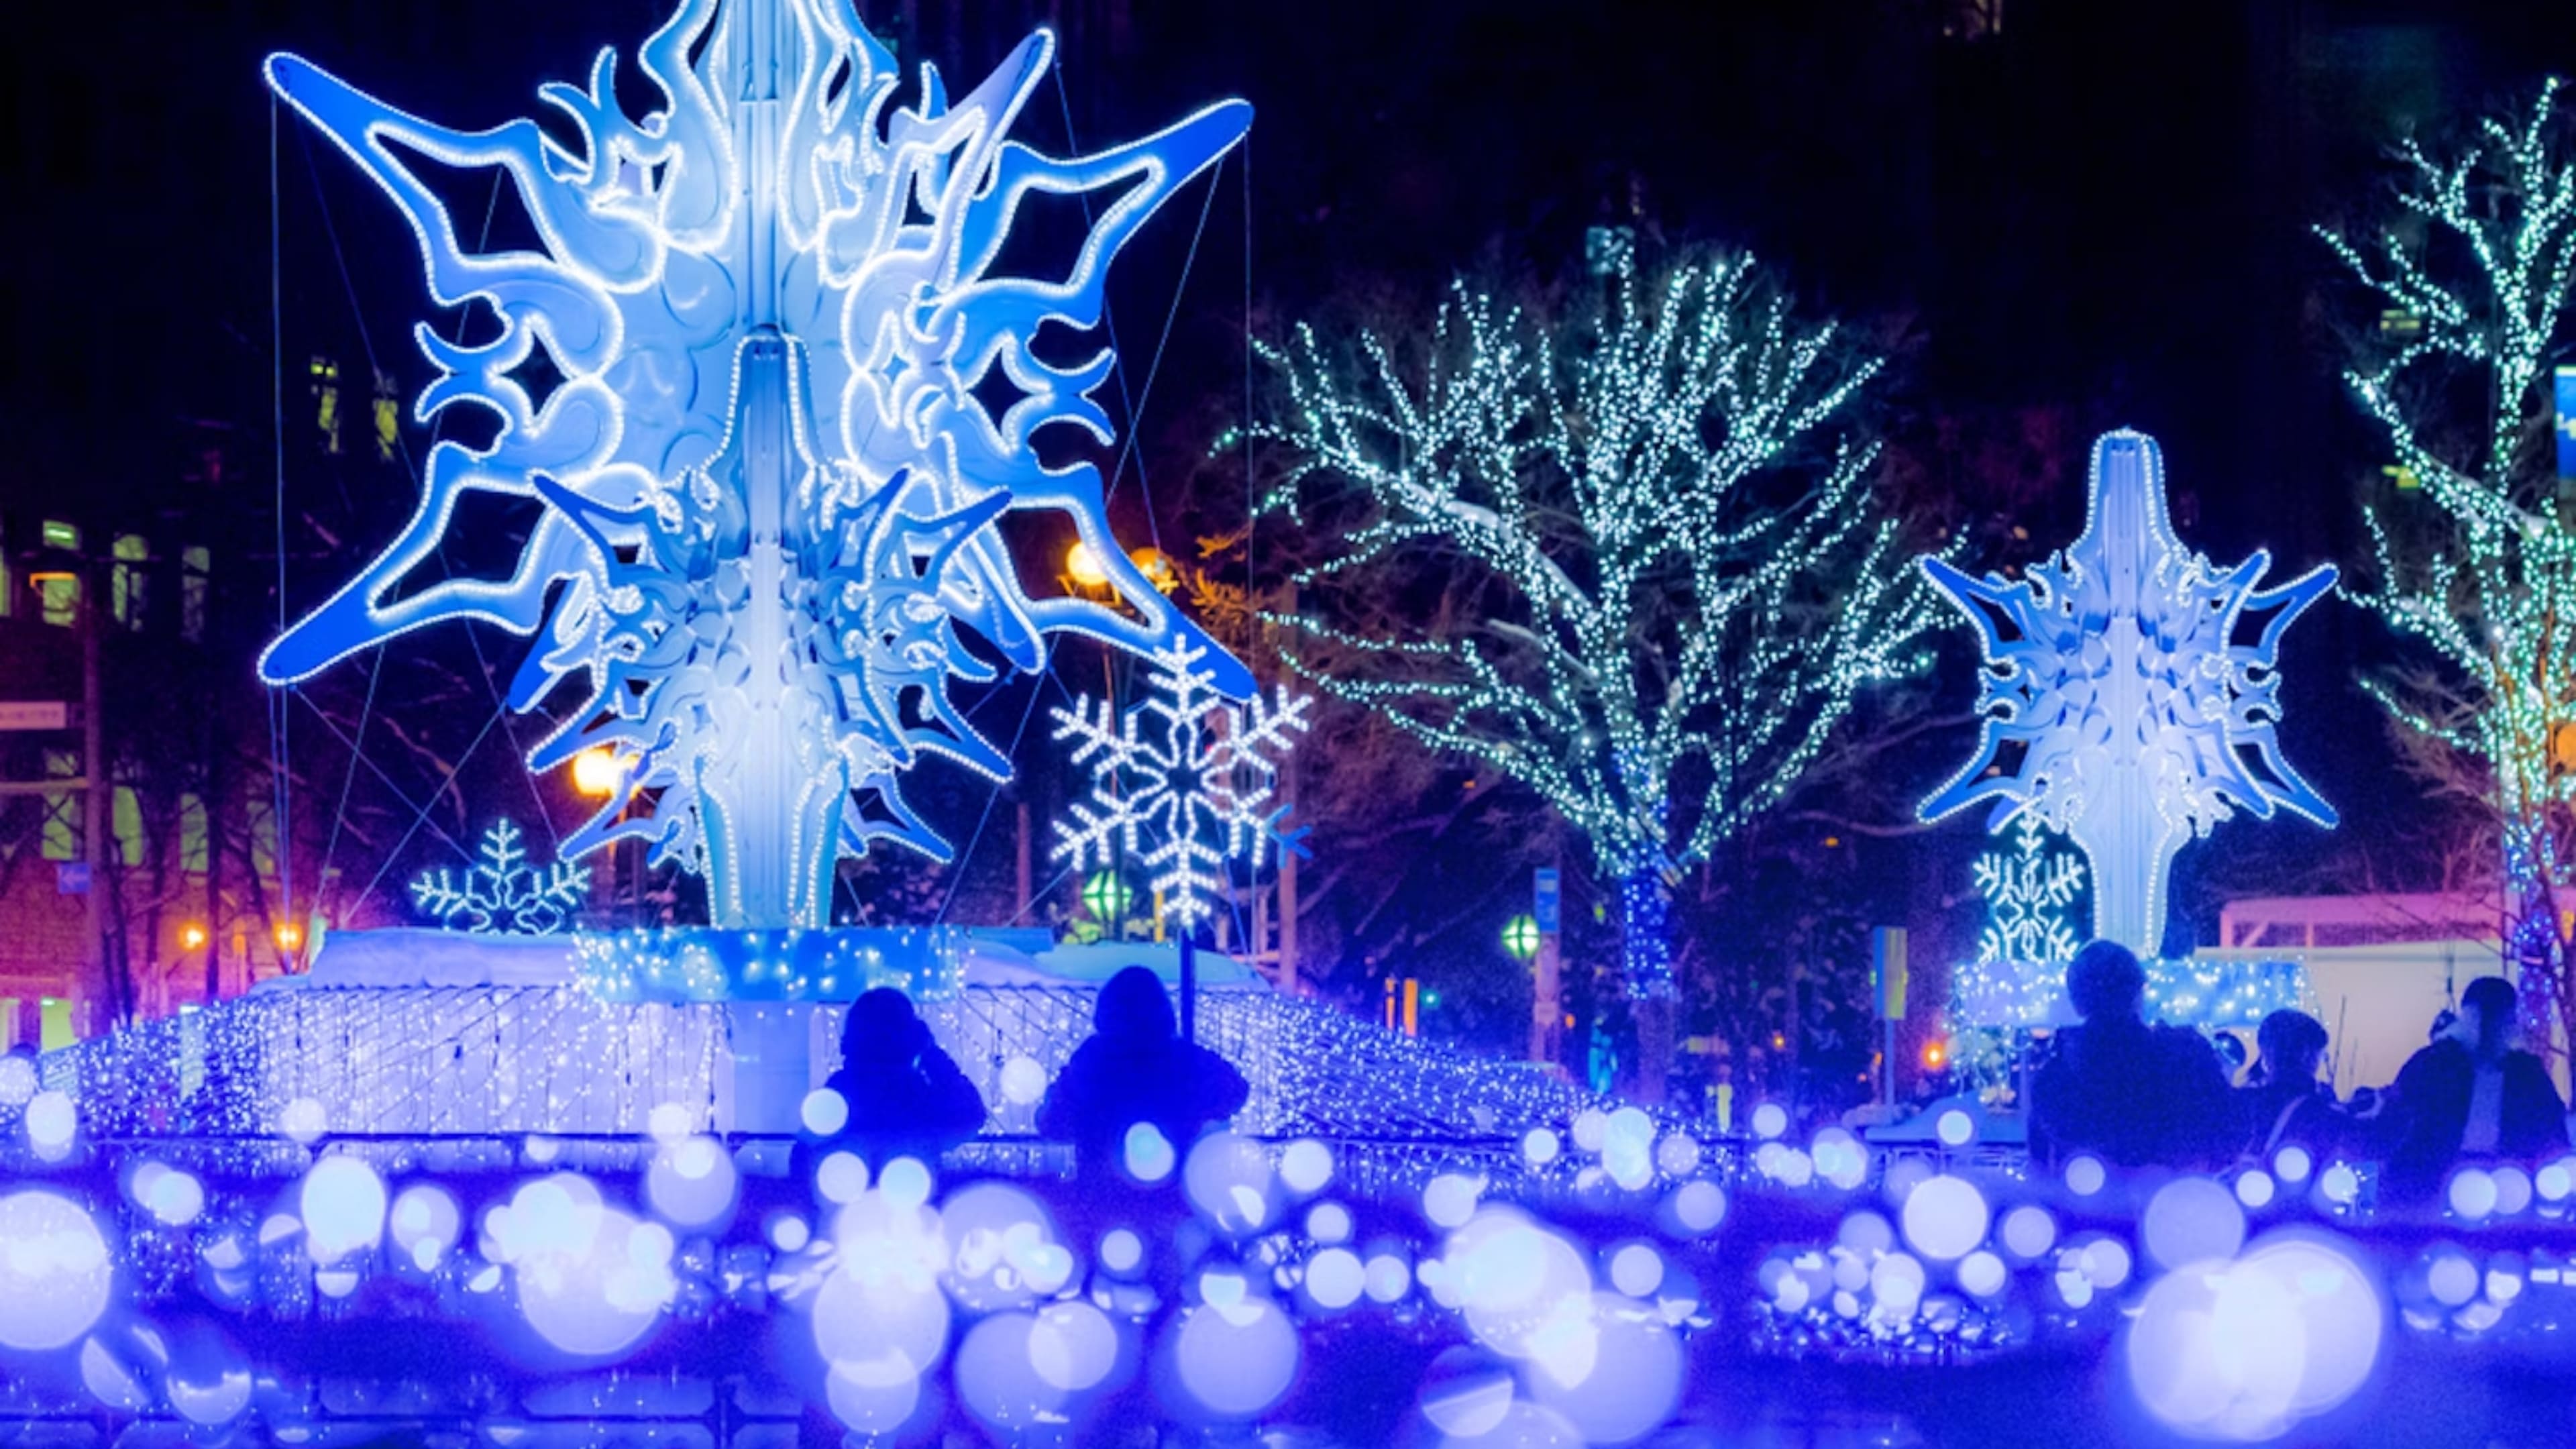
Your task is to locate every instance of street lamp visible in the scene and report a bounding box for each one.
[1064,542,1111,590]
[1503,914,1540,961]
[571,747,627,798]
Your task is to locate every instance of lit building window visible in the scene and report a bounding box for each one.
[40,519,80,551]
[40,750,79,861]
[111,534,150,631]
[180,792,208,874]
[113,784,143,867]
[311,356,343,454]
[36,572,78,629]
[181,546,211,642]
[374,368,400,462]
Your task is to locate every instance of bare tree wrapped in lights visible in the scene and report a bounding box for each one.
[1248,249,1946,1083]
[2320,80,2576,1044]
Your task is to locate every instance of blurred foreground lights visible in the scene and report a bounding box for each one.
[1935,1109,1976,1148]
[132,1161,206,1228]
[2064,1155,2107,1197]
[800,1087,849,1137]
[1364,1252,1412,1303]
[1526,1297,1684,1444]
[817,1188,951,1399]
[2235,1171,2276,1210]
[879,1157,934,1210]
[301,1157,388,1265]
[2446,1168,2498,1221]
[279,1096,328,1145]
[1306,1201,1352,1244]
[999,1055,1048,1106]
[1099,1228,1144,1277]
[2538,1159,2575,1204]
[942,1182,1073,1310]
[1900,1175,1988,1262]
[2318,1163,2361,1208]
[1424,1173,1485,1230]
[0,1189,113,1350]
[816,1150,871,1206]
[1750,1102,1789,1140]
[1186,1132,1278,1232]
[1603,1108,1657,1190]
[1521,1128,1562,1167]
[646,1102,693,1144]
[2000,1204,2057,1260]
[1812,1128,1870,1191]
[27,1089,76,1156]
[1958,1250,2008,1299]
[2273,1146,2313,1185]
[1608,1243,1664,1298]
[1305,1247,1366,1309]
[496,1173,673,1357]
[2143,1177,2246,1271]
[1667,1179,1727,1236]
[2125,1230,2385,1443]
[390,1184,461,1271]
[1279,1138,1334,1195]
[2492,1166,2533,1216]
[1122,1123,1177,1184]
[1171,1290,1299,1417]
[0,1053,35,1106]
[647,1134,740,1230]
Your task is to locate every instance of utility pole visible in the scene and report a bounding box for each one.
[80,558,107,1026]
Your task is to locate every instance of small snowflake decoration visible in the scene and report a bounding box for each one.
[1051,639,1313,927]
[410,818,592,934]
[1974,816,2086,968]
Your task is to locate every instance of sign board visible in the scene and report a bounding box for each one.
[2558,365,2576,480]
[1871,926,1909,1020]
[55,861,89,896]
[0,702,70,731]
[1533,868,1561,933]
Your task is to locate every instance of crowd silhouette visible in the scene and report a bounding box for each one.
[2029,940,2573,1203]
[802,941,2571,1214]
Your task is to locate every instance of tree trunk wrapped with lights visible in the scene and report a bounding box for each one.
[1246,249,1945,1042]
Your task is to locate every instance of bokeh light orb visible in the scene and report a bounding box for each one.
[1279,1138,1334,1195]
[2000,1205,2057,1260]
[1526,1297,1683,1444]
[1305,1247,1366,1309]
[2065,1155,2107,1196]
[879,1157,934,1209]
[942,1181,1071,1311]
[1521,1128,1562,1167]
[134,1161,206,1228]
[1668,1180,1727,1235]
[2447,1168,2498,1221]
[1654,1132,1703,1177]
[1571,1109,1610,1153]
[1099,1229,1144,1277]
[389,1183,462,1271]
[2273,1146,2313,1184]
[1030,1299,1120,1393]
[1364,1253,1412,1303]
[800,1088,850,1137]
[1122,1124,1177,1183]
[1184,1132,1277,1232]
[815,1150,871,1205]
[279,1096,328,1145]
[2125,1230,2385,1442]
[645,1135,739,1230]
[955,1312,1068,1432]
[1000,1055,1049,1106]
[301,1156,388,1265]
[1935,1109,1976,1147]
[825,1359,924,1436]
[2143,1177,2247,1270]
[1900,1175,1989,1261]
[0,1053,36,1106]
[1751,1102,1789,1140]
[1446,1209,1596,1362]
[1171,1293,1299,1417]
[1307,1201,1352,1244]
[2319,1162,2361,1206]
[511,1183,671,1358]
[1608,1243,1664,1298]
[1958,1250,2008,1299]
[1418,1346,1515,1438]
[1424,1174,1484,1230]
[0,1189,113,1350]
[26,1089,76,1153]
[1812,1128,1870,1191]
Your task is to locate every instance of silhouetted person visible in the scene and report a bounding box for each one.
[2029,940,2232,1169]
[814,988,987,1170]
[2376,976,2569,1205]
[2235,1010,2347,1164]
[1038,966,1249,1177]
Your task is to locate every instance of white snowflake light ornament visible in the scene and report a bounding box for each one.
[410,819,592,934]
[1051,639,1312,926]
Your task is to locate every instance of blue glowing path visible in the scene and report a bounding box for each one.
[260,0,1252,926]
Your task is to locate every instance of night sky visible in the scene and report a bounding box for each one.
[8,0,2575,957]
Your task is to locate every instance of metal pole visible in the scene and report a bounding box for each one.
[82,561,107,1024]
[1179,929,1198,1042]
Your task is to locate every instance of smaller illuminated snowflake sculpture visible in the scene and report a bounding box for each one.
[1951,817,2087,1031]
[1051,639,1311,927]
[410,819,592,934]
[1919,430,2338,955]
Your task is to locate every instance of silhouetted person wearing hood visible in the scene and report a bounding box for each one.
[2029,940,2233,1169]
[2377,975,2569,1205]
[813,988,987,1170]
[1039,966,1249,1176]
[2235,1009,2348,1164]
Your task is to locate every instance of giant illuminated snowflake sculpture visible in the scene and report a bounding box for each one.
[1919,430,2337,955]
[258,0,1252,927]
[1051,640,1311,928]
[411,818,591,935]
